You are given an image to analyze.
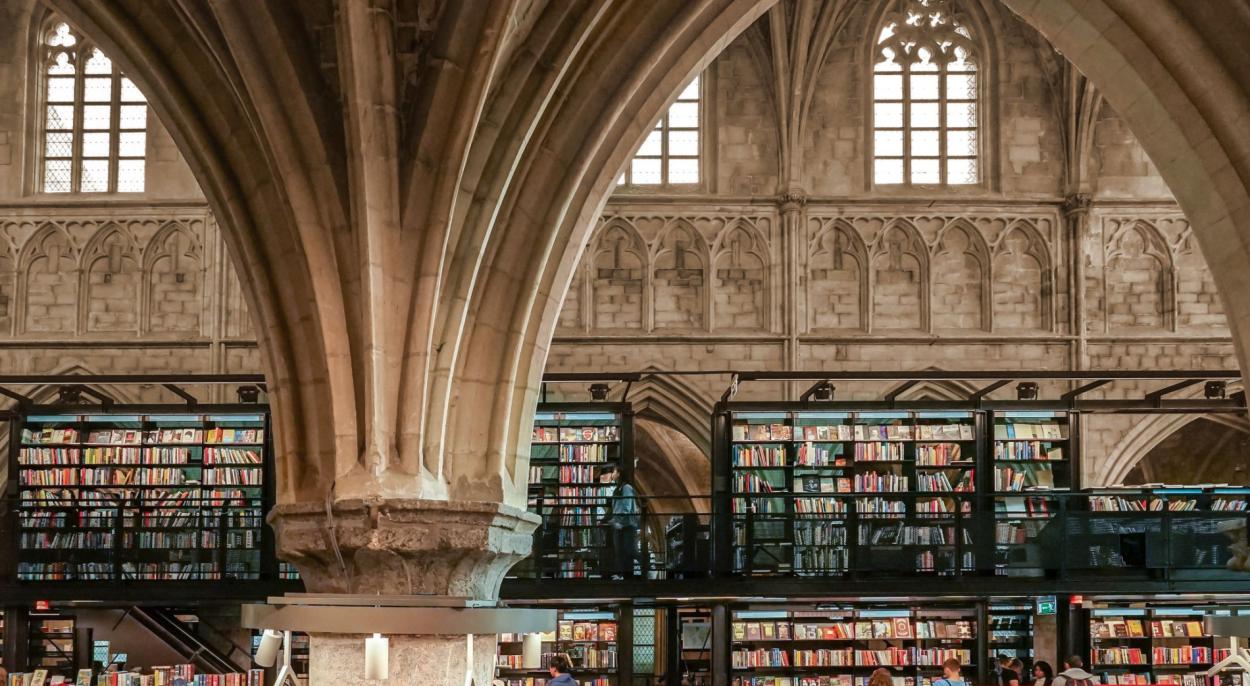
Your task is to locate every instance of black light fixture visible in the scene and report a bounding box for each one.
[1016,382,1039,401]
[237,385,261,404]
[812,382,836,401]
[589,383,611,401]
[57,385,83,404]
[1205,381,1228,400]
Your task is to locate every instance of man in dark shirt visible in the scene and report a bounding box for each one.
[997,655,1021,686]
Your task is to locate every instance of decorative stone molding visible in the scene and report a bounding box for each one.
[270,498,539,599]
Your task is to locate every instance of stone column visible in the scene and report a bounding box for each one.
[269,499,539,686]
[780,188,807,400]
[1062,193,1092,370]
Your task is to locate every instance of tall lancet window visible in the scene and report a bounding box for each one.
[872,0,979,186]
[40,18,148,193]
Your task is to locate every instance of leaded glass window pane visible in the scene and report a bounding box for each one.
[620,74,701,186]
[872,0,981,186]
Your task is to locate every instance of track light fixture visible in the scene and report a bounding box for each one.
[1016,382,1039,400]
[1206,381,1228,399]
[253,629,282,668]
[589,383,611,401]
[812,382,835,401]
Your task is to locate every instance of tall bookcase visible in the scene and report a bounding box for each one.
[721,409,982,577]
[987,601,1034,670]
[10,411,272,582]
[729,605,979,686]
[26,614,75,674]
[1089,607,1222,685]
[497,608,621,686]
[991,411,1076,577]
[522,404,633,580]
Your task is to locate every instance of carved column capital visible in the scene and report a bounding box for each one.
[271,498,539,598]
[779,187,808,213]
[1061,192,1093,216]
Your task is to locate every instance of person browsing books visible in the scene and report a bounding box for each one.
[1033,660,1055,686]
[936,658,966,686]
[1052,655,1096,686]
[867,668,894,686]
[599,464,641,580]
[548,655,577,686]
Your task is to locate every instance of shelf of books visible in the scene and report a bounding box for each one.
[522,405,632,580]
[1089,607,1225,685]
[497,609,619,686]
[727,410,980,577]
[26,614,75,675]
[730,606,978,686]
[987,602,1033,669]
[992,411,1074,577]
[678,608,713,686]
[12,412,270,582]
[1079,488,1250,574]
[5,665,265,686]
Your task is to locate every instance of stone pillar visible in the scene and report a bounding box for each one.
[1062,193,1092,370]
[269,499,539,685]
[780,188,807,400]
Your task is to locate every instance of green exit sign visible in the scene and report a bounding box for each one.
[1036,596,1058,616]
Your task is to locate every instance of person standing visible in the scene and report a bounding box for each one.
[1033,661,1055,686]
[547,655,577,686]
[935,658,967,686]
[600,464,640,579]
[868,668,894,686]
[1052,656,1096,686]
[997,655,1021,686]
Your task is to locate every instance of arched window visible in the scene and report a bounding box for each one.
[872,0,979,186]
[39,19,147,194]
[619,76,701,187]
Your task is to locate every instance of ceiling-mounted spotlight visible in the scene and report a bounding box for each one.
[1016,382,1039,401]
[57,385,83,404]
[237,385,261,404]
[812,382,835,401]
[365,633,389,680]
[254,629,282,668]
[589,383,611,401]
[1206,381,1228,399]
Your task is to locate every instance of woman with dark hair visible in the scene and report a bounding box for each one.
[548,654,577,686]
[1033,661,1055,686]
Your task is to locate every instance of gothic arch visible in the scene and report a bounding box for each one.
[589,220,648,332]
[992,221,1053,332]
[142,222,205,336]
[79,223,141,334]
[651,219,711,331]
[1105,220,1174,332]
[1101,409,1249,487]
[932,221,991,331]
[18,223,78,335]
[870,220,929,331]
[627,370,717,458]
[807,219,869,332]
[710,221,769,331]
[0,241,15,337]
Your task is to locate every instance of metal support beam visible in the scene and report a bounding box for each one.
[884,380,920,403]
[162,384,199,407]
[1144,379,1202,406]
[1061,379,1113,401]
[969,379,1011,401]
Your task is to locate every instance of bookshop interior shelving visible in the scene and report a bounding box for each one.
[497,608,620,686]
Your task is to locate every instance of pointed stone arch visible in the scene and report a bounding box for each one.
[80,223,141,334]
[932,220,991,331]
[589,220,647,331]
[992,221,1053,331]
[870,220,928,331]
[627,370,717,458]
[19,223,78,334]
[807,219,868,332]
[651,219,710,331]
[711,220,769,331]
[142,221,205,336]
[1105,220,1174,332]
[0,239,15,337]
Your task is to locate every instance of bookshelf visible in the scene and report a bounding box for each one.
[26,614,75,675]
[523,405,633,580]
[497,609,620,686]
[991,411,1075,578]
[678,608,713,686]
[729,606,978,686]
[11,412,271,582]
[726,410,980,576]
[1089,607,1219,685]
[986,602,1033,670]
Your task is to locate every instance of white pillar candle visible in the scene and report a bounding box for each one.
[364,633,389,680]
